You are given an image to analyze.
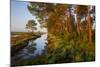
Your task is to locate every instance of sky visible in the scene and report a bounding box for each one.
[11,0,95,32]
[11,0,37,32]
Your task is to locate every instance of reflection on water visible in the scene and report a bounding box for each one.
[12,33,47,60]
[34,33,47,55]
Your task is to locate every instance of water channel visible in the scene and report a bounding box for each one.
[12,33,48,62]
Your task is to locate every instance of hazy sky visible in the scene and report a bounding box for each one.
[11,0,36,32]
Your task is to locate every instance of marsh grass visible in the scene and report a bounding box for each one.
[12,31,95,66]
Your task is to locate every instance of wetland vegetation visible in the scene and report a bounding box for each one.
[11,1,95,66]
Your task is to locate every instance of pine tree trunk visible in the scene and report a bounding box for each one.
[76,15,81,35]
[76,6,81,35]
[66,15,72,33]
[86,6,92,43]
[68,7,72,32]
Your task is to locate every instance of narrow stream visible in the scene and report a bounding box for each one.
[33,33,47,55]
[12,33,47,60]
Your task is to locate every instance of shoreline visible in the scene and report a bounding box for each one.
[11,34,41,56]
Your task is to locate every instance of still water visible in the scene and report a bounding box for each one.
[12,33,47,60]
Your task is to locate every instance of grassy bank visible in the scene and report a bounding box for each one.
[12,31,95,66]
[11,32,41,56]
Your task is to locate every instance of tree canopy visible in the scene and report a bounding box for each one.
[26,20,37,32]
